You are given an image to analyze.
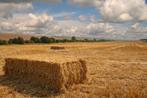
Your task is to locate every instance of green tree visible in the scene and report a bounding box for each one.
[17,37,25,44]
[40,36,50,43]
[84,39,89,42]
[25,40,33,43]
[63,39,68,43]
[93,38,97,42]
[49,38,56,43]
[30,36,40,43]
[140,39,147,42]
[8,37,25,44]
[71,36,76,42]
[0,40,7,45]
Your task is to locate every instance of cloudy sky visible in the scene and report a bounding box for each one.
[0,0,147,40]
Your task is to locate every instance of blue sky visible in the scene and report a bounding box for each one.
[32,2,101,20]
[33,0,147,19]
[32,1,147,27]
[0,0,147,40]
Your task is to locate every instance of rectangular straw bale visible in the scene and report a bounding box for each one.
[50,46,65,50]
[4,58,87,92]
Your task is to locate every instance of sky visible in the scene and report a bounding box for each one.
[0,0,147,40]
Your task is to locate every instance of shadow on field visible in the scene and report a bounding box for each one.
[0,75,62,97]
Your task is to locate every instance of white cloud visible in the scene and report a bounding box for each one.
[70,0,147,23]
[86,22,115,35]
[68,0,147,39]
[0,0,147,40]
[0,3,33,18]
[78,15,87,21]
[100,0,147,22]
[131,23,140,29]
[50,20,88,36]
[0,0,63,3]
[119,13,133,22]
[0,13,54,34]
[90,15,97,22]
[53,12,76,18]
[0,0,63,18]
[69,0,104,7]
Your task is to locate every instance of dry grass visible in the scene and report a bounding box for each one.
[0,41,147,98]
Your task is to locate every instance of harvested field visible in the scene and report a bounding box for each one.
[4,56,87,92]
[0,41,147,98]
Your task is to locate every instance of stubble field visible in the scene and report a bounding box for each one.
[0,41,147,98]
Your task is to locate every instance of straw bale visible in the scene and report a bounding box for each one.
[50,46,65,50]
[4,57,87,92]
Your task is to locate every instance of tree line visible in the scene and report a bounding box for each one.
[140,39,147,42]
[0,36,113,45]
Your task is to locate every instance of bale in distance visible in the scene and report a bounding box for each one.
[50,46,65,50]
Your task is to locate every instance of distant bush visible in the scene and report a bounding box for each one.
[93,38,97,42]
[30,36,40,43]
[8,37,25,44]
[0,40,7,45]
[56,39,67,43]
[140,39,147,42]
[49,38,56,43]
[40,36,50,43]
[0,35,114,45]
[25,40,33,44]
[62,39,68,42]
[84,39,89,42]
[71,36,76,42]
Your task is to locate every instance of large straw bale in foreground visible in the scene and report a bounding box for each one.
[4,55,87,92]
